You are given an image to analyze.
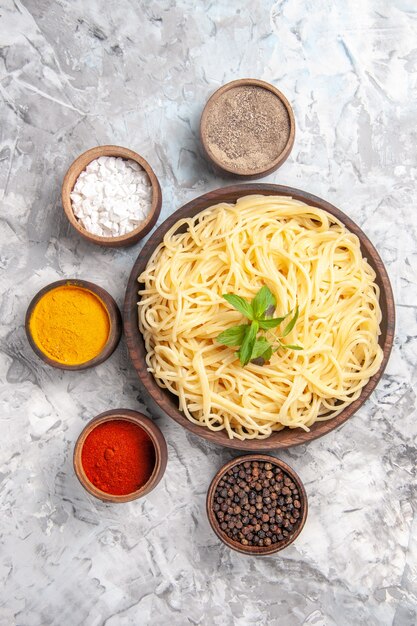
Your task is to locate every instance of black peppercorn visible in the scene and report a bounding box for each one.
[212,459,304,550]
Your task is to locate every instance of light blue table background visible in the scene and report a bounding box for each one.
[1,1,416,625]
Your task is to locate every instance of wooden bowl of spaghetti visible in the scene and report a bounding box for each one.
[124,184,395,451]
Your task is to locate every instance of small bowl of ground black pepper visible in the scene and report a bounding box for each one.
[73,409,168,503]
[207,455,307,555]
[200,79,295,179]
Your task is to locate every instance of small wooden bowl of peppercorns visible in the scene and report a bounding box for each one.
[207,454,307,555]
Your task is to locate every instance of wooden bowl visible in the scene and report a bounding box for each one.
[62,145,162,247]
[73,409,168,503]
[124,184,395,451]
[26,279,122,370]
[200,79,295,178]
[206,454,308,555]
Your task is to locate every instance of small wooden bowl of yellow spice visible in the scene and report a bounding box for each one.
[25,279,122,370]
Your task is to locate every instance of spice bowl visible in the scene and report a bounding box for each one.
[62,145,162,247]
[200,78,295,179]
[73,409,168,503]
[207,454,307,555]
[26,279,122,370]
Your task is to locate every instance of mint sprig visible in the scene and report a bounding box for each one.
[217,286,303,366]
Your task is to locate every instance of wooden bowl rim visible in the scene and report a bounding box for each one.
[73,409,168,503]
[206,454,308,555]
[61,145,162,247]
[123,183,396,451]
[200,78,296,178]
[25,279,122,370]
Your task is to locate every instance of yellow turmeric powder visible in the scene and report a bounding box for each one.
[29,285,110,365]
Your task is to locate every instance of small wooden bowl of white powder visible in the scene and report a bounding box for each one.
[62,145,162,247]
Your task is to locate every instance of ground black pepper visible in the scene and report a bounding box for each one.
[204,85,291,173]
[212,460,302,548]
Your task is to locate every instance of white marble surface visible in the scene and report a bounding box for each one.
[1,1,416,624]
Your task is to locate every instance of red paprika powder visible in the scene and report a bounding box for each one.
[81,420,156,495]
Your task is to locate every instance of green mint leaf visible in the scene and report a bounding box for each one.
[283,305,299,337]
[283,344,303,350]
[251,344,273,366]
[251,286,276,319]
[223,294,253,320]
[258,315,288,330]
[262,346,273,361]
[264,304,276,318]
[250,337,271,359]
[216,325,248,347]
[238,320,259,366]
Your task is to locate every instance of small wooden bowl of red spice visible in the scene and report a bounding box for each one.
[73,409,168,503]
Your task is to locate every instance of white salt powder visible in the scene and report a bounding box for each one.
[70,156,152,237]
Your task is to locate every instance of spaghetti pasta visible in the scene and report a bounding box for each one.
[138,195,383,440]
